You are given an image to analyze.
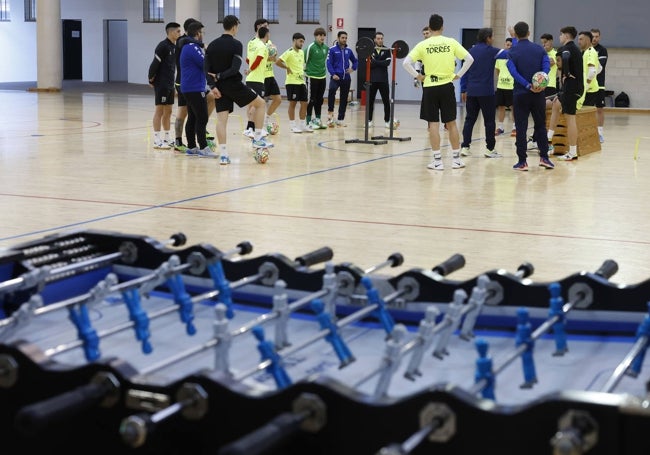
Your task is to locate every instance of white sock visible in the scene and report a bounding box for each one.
[452,149,460,159]
[254,130,262,140]
[219,144,227,156]
[498,122,504,130]
[432,150,442,160]
[163,130,171,141]
[290,120,297,128]
[547,129,554,141]
[598,126,604,135]
[569,145,577,155]
[154,131,161,142]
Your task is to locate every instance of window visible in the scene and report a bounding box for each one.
[143,0,164,23]
[24,0,35,22]
[257,0,278,23]
[218,0,240,22]
[297,0,319,24]
[0,0,10,22]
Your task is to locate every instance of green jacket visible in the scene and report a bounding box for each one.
[305,41,328,79]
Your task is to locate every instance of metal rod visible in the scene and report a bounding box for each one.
[601,335,648,393]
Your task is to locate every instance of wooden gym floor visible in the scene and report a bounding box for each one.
[1,81,649,288]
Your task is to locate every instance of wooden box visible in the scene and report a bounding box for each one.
[545,106,601,156]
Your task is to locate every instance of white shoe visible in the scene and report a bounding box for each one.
[368,120,374,127]
[452,157,466,169]
[198,146,218,158]
[301,124,314,133]
[384,122,390,129]
[290,126,303,133]
[484,150,502,158]
[460,147,471,157]
[153,140,171,150]
[242,128,255,138]
[427,155,444,170]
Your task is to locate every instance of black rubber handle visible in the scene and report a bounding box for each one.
[169,232,187,247]
[431,254,465,276]
[517,262,535,278]
[294,247,334,267]
[14,381,110,434]
[387,253,404,268]
[218,412,304,455]
[594,259,618,279]
[237,241,254,256]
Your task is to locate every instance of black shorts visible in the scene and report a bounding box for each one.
[559,79,580,115]
[176,85,187,107]
[583,91,598,107]
[420,83,457,123]
[595,89,606,108]
[215,80,258,113]
[495,88,513,107]
[544,86,558,98]
[264,77,281,97]
[246,81,266,97]
[286,84,308,102]
[154,86,175,105]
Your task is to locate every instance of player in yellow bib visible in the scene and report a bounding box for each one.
[495,37,515,136]
[276,33,312,133]
[248,19,282,133]
[243,27,270,136]
[577,30,600,109]
[403,13,473,170]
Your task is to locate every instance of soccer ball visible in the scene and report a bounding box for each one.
[265,122,279,135]
[392,119,400,130]
[253,147,270,164]
[267,43,277,58]
[531,71,549,89]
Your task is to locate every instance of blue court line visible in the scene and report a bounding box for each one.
[0,140,432,243]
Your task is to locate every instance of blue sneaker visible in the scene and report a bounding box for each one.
[513,161,528,171]
[495,128,505,136]
[198,146,218,158]
[186,147,199,156]
[252,138,274,149]
[220,155,231,165]
[539,157,555,169]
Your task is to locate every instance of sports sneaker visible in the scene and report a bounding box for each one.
[335,120,347,127]
[165,139,176,148]
[301,124,314,133]
[206,132,215,141]
[599,134,604,143]
[484,150,502,158]
[452,157,466,169]
[526,138,538,151]
[242,128,255,138]
[539,156,555,169]
[185,147,199,156]
[384,122,391,129]
[367,120,374,127]
[558,152,578,161]
[207,138,216,149]
[495,128,505,136]
[510,129,517,137]
[311,118,327,129]
[460,147,471,157]
[219,155,231,165]
[513,161,528,171]
[327,118,335,128]
[198,146,218,158]
[153,140,171,150]
[290,126,303,133]
[174,143,188,153]
[427,157,444,170]
[548,144,555,154]
[252,138,274,149]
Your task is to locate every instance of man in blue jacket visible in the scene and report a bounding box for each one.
[180,21,219,157]
[326,31,358,127]
[507,21,554,171]
[459,28,507,158]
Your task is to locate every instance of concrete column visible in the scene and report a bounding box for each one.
[36,0,62,90]
[506,0,535,39]
[175,0,200,29]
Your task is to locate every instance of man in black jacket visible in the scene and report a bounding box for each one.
[368,32,392,128]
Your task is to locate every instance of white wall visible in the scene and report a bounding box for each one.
[1,0,648,107]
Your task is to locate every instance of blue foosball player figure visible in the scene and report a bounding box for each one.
[361,276,395,336]
[475,338,495,400]
[311,298,355,368]
[627,301,650,378]
[515,307,538,388]
[251,325,292,389]
[548,282,568,356]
